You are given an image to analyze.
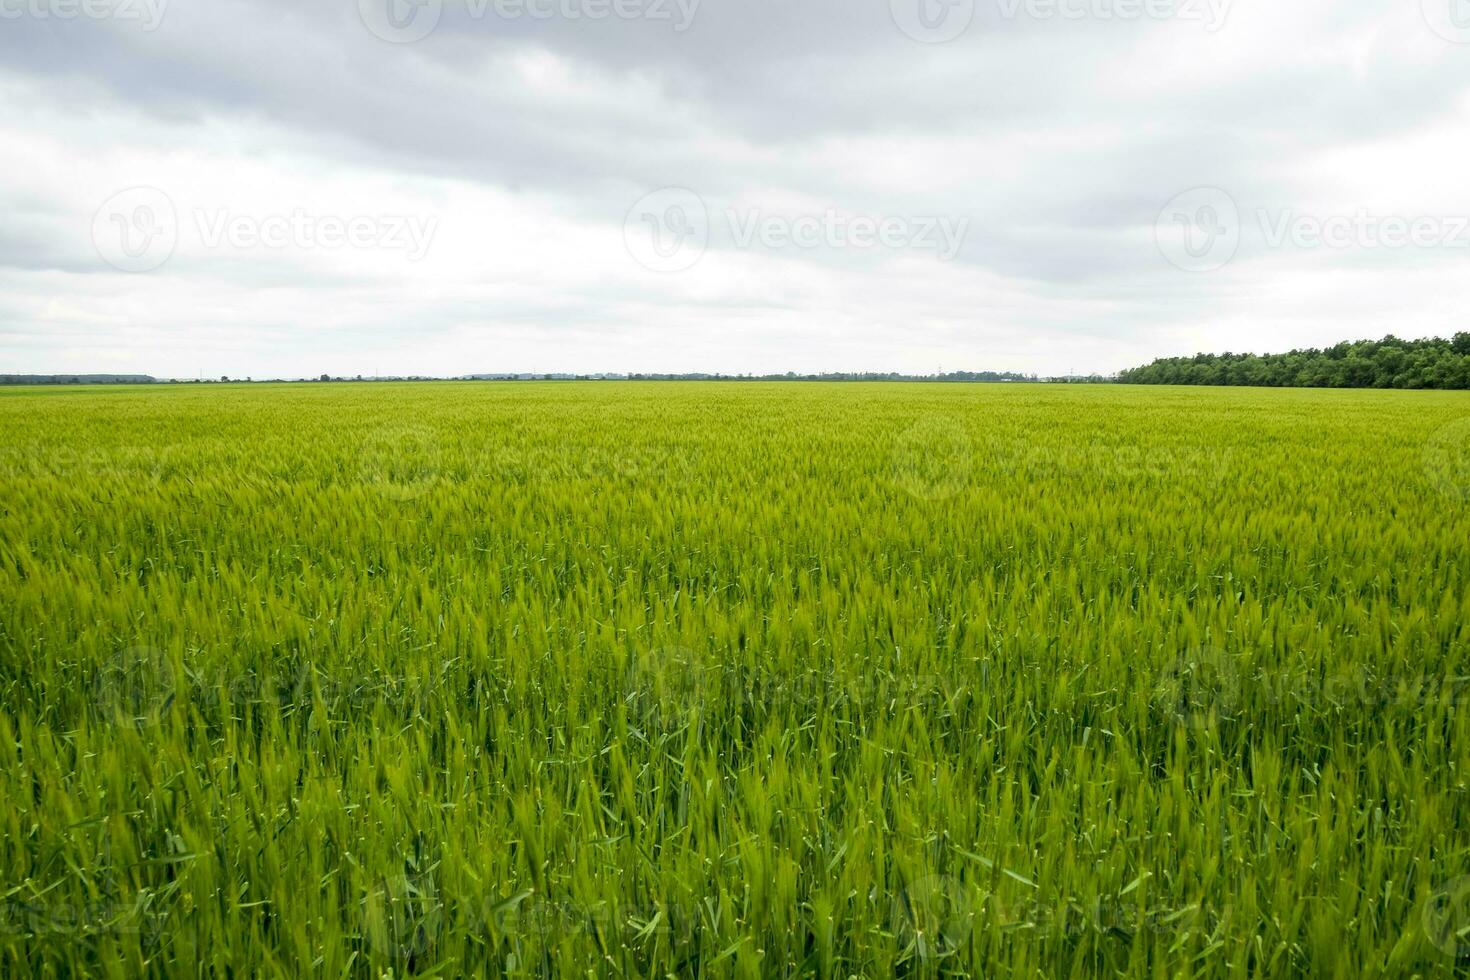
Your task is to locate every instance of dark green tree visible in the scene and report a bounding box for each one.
[1119,335,1470,389]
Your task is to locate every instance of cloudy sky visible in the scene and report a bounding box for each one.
[2,0,1469,379]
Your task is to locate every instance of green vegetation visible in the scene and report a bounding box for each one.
[0,375,157,386]
[1,382,1468,977]
[1120,334,1470,389]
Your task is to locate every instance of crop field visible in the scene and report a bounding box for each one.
[1,381,1468,978]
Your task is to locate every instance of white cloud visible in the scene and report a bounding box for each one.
[1,1,1468,377]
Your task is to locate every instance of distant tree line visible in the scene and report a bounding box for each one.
[621,371,1037,383]
[1119,334,1470,389]
[0,375,156,385]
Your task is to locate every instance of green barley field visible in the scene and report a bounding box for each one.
[2,381,1469,978]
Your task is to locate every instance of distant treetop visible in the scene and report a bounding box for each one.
[1119,334,1470,389]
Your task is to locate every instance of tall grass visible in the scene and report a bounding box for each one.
[1,382,1467,977]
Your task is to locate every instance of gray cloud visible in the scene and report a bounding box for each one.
[2,0,1468,376]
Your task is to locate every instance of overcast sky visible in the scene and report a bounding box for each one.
[3,0,1469,378]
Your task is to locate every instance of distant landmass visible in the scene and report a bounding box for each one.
[1,374,157,385]
[3,370,1074,386]
[465,371,1044,382]
[13,337,1470,390]
[608,371,1041,382]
